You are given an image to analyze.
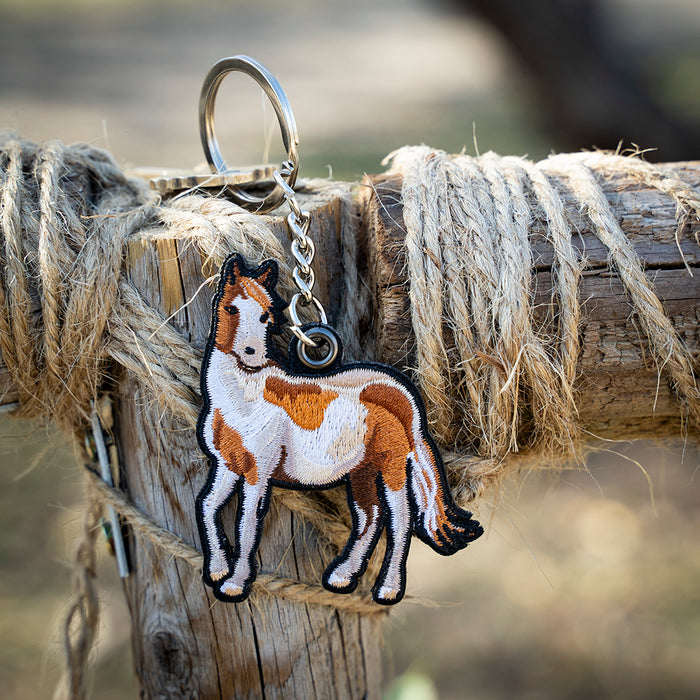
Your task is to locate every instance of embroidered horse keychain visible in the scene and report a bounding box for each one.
[193,56,483,605]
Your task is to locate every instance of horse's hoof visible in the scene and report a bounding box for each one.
[209,567,230,582]
[219,580,245,598]
[375,585,400,602]
[324,571,354,591]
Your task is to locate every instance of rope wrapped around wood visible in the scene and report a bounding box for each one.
[1,136,699,697]
[0,135,371,699]
[383,146,700,504]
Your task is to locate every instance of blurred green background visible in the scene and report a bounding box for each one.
[1,0,699,698]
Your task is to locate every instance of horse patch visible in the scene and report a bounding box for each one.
[195,254,483,605]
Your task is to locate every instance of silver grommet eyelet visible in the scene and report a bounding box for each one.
[296,327,339,370]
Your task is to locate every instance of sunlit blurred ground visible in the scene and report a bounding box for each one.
[1,0,699,698]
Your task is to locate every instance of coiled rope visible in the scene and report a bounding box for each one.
[384,145,699,504]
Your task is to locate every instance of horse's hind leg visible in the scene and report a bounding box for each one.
[374,480,412,604]
[197,464,240,585]
[322,466,384,594]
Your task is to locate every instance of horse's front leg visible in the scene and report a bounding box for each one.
[196,463,241,586]
[218,476,272,601]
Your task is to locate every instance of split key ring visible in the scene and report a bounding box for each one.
[199,55,299,214]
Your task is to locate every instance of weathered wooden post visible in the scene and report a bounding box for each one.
[1,138,698,698]
[0,136,384,697]
[114,182,385,698]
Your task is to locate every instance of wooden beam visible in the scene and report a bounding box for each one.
[359,163,700,441]
[2,159,699,696]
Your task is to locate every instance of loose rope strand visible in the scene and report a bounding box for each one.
[87,470,388,616]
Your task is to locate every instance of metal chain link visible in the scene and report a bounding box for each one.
[199,57,338,368]
[273,163,327,347]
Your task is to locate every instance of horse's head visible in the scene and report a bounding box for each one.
[213,254,285,372]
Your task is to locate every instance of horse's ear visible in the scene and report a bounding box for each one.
[256,260,278,289]
[224,254,245,283]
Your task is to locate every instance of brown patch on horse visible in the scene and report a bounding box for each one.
[271,445,297,484]
[212,408,258,485]
[362,407,411,491]
[359,385,416,446]
[359,384,417,492]
[264,376,339,431]
[348,462,382,533]
[214,281,241,353]
[240,276,273,311]
[359,385,420,492]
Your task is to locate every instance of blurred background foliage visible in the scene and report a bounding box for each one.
[0,0,698,697]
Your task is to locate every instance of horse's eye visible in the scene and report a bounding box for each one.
[224,305,238,315]
[259,311,270,323]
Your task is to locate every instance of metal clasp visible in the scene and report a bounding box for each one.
[200,56,339,369]
[87,404,130,578]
